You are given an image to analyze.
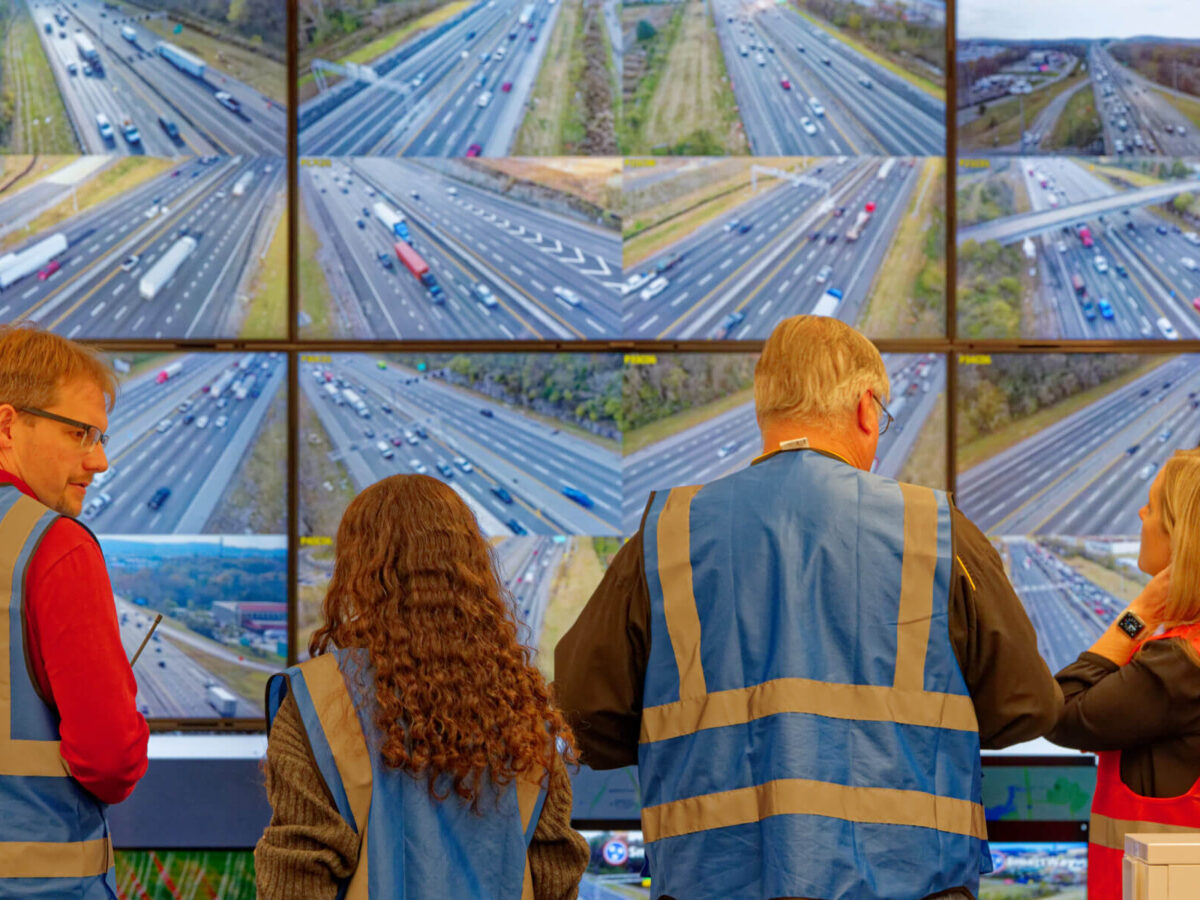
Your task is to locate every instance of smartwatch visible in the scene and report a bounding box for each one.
[1117,611,1147,639]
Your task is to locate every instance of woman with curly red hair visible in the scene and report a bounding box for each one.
[255,475,589,899]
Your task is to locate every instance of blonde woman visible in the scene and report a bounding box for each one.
[1049,448,1200,898]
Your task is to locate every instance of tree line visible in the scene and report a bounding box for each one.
[620,355,756,432]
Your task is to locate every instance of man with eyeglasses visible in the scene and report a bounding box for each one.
[555,315,1061,900]
[0,324,148,896]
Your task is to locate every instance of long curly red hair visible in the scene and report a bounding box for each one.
[311,474,575,805]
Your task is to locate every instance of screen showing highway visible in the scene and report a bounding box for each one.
[957,0,1200,157]
[621,352,946,534]
[20,0,284,156]
[958,157,1200,340]
[0,156,286,339]
[299,353,622,539]
[299,158,622,339]
[956,353,1200,673]
[622,157,946,340]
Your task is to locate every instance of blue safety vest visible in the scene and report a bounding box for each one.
[638,450,989,900]
[0,485,117,897]
[267,649,549,900]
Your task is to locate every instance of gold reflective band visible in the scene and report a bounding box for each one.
[894,484,938,692]
[657,485,706,701]
[0,836,112,878]
[0,739,70,777]
[1090,811,1200,851]
[640,677,978,743]
[641,777,987,844]
[305,654,373,900]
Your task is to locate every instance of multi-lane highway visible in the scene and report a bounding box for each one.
[116,599,274,719]
[620,354,944,533]
[1005,158,1200,339]
[959,355,1200,537]
[301,355,622,536]
[1003,539,1118,674]
[712,0,944,155]
[302,159,621,339]
[495,536,566,652]
[1,157,283,339]
[1089,44,1200,157]
[299,0,558,156]
[623,157,921,340]
[27,0,284,155]
[84,352,285,533]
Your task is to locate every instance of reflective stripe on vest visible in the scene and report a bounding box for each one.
[1087,623,1200,900]
[639,452,987,900]
[0,487,116,894]
[268,649,547,900]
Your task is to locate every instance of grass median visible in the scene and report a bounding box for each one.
[514,0,581,154]
[896,400,946,489]
[623,388,754,456]
[239,204,287,338]
[297,201,335,338]
[297,393,358,538]
[1,1,78,153]
[618,1,684,153]
[203,388,287,535]
[1045,83,1102,151]
[537,537,607,680]
[960,69,1086,151]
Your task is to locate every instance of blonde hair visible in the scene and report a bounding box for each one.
[0,324,117,412]
[754,315,889,427]
[1160,449,1200,623]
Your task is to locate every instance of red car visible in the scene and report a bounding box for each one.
[780,78,791,90]
[38,259,61,280]
[1193,297,1200,312]
[466,143,482,157]
[501,81,512,92]
[529,33,537,42]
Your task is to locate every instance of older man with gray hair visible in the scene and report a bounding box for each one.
[555,316,1060,900]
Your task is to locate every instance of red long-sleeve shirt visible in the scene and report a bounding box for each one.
[2,471,149,804]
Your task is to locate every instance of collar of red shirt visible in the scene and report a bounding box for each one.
[0,470,38,501]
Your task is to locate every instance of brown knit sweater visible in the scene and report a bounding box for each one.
[254,690,590,899]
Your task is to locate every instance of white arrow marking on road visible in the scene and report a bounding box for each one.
[564,247,585,265]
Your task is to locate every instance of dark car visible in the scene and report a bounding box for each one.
[157,115,179,139]
[182,413,195,425]
[376,250,393,269]
[561,486,594,508]
[147,487,171,510]
[479,408,494,418]
[737,222,752,234]
[826,232,838,243]
[356,218,366,229]
[1156,225,1169,235]
[491,486,514,504]
[1127,444,1141,455]
[415,426,428,439]
[507,518,528,535]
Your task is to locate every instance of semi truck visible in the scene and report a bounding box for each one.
[120,25,136,42]
[232,172,253,197]
[209,369,235,399]
[342,388,370,417]
[234,374,255,400]
[155,362,183,384]
[518,3,534,25]
[139,235,197,300]
[810,287,843,318]
[156,42,205,78]
[206,685,237,717]
[373,202,411,243]
[74,33,98,64]
[0,233,69,291]
[394,242,445,302]
[845,210,871,242]
[877,158,896,180]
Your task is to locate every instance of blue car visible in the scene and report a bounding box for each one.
[1098,299,1114,319]
[507,518,528,535]
[491,486,513,504]
[1082,301,1097,321]
[560,486,594,508]
[713,311,747,339]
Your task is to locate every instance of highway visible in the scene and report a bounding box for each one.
[712,0,944,155]
[1090,44,1200,157]
[1,156,284,339]
[620,354,944,533]
[298,0,558,156]
[623,157,921,340]
[495,536,566,653]
[300,355,622,536]
[83,351,285,534]
[958,355,1200,538]
[26,0,284,155]
[980,158,1200,340]
[302,159,621,339]
[1003,539,1117,675]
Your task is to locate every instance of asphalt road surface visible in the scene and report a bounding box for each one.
[27,0,284,155]
[302,159,621,339]
[301,355,621,536]
[958,355,1200,537]
[2,156,284,339]
[620,354,945,533]
[84,351,285,534]
[623,157,922,340]
[713,0,944,155]
[1006,157,1200,340]
[298,0,557,156]
[495,536,566,653]
[1090,44,1200,158]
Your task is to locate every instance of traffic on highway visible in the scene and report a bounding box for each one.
[0,156,285,339]
[299,0,560,156]
[300,159,621,339]
[27,0,284,155]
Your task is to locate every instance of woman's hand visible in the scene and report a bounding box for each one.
[1129,565,1172,629]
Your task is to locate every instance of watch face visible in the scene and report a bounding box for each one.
[1118,613,1145,638]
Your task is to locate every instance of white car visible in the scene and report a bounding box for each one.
[409,458,427,474]
[83,492,113,519]
[552,285,583,307]
[1056,241,1067,254]
[800,117,817,136]
[195,415,209,429]
[1157,316,1180,340]
[1093,255,1108,274]
[621,272,652,295]
[1139,463,1158,480]
[155,418,172,433]
[723,219,741,233]
[1182,257,1198,271]
[815,264,832,284]
[640,277,669,302]
[454,456,474,473]
[808,98,825,116]
[472,282,498,308]
[120,255,139,271]
[476,90,493,108]
[214,415,228,428]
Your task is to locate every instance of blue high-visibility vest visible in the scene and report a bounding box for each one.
[0,485,117,897]
[267,649,549,900]
[638,450,989,900]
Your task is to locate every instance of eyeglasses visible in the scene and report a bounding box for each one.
[17,407,109,451]
[871,393,894,436]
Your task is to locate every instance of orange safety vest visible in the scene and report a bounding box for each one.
[1087,622,1200,899]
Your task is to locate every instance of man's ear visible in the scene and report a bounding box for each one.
[856,391,875,436]
[0,404,18,450]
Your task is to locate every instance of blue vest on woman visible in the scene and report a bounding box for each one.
[267,648,548,900]
[0,486,117,898]
[638,450,989,900]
